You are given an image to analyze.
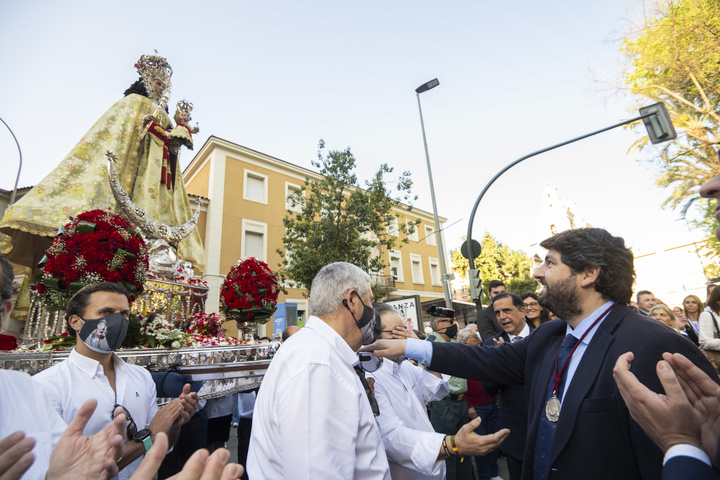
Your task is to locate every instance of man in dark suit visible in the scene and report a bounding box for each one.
[476,280,507,341]
[362,227,717,480]
[482,292,533,480]
[635,290,656,316]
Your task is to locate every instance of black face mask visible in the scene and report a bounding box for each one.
[344,293,378,346]
[77,312,129,353]
[441,323,458,339]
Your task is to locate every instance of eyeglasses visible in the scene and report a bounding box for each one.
[112,404,138,440]
[354,366,380,416]
[524,302,539,308]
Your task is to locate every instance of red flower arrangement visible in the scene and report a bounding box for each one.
[37,209,149,310]
[0,334,18,351]
[219,258,279,324]
[185,311,225,337]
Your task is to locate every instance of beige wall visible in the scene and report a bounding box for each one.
[184,136,448,336]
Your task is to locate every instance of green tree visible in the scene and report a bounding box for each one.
[278,140,417,298]
[620,0,720,272]
[451,233,538,304]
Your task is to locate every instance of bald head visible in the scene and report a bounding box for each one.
[282,325,301,342]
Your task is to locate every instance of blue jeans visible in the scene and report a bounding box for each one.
[472,403,499,479]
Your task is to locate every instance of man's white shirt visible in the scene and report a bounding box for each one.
[247,316,390,479]
[368,359,449,479]
[33,348,158,480]
[1,370,68,480]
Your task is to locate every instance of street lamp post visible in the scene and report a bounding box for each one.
[416,78,453,309]
[0,116,23,208]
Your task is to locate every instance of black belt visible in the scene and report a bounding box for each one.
[448,393,465,401]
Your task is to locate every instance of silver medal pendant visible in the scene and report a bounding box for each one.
[546,394,561,422]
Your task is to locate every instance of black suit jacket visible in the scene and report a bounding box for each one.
[477,305,503,342]
[428,304,718,480]
[482,330,533,461]
[662,455,720,480]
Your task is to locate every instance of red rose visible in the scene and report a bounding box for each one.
[0,334,18,351]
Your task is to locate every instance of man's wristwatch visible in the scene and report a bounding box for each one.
[133,429,153,453]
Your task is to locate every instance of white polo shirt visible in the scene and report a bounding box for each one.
[33,348,158,480]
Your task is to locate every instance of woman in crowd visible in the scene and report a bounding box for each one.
[521,292,550,328]
[699,288,720,374]
[649,305,685,335]
[683,294,705,345]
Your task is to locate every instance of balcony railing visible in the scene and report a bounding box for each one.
[370,274,397,293]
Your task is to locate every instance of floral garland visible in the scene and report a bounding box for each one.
[219,258,279,324]
[36,209,148,310]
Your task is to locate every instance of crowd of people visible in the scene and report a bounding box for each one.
[5,171,720,480]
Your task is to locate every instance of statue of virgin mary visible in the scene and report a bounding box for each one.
[0,53,205,274]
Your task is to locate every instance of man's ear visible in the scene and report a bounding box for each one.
[1,300,13,325]
[68,314,83,333]
[580,265,601,288]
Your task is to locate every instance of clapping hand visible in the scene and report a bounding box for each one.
[130,433,243,480]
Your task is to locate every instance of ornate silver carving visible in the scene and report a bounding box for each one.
[106,152,201,245]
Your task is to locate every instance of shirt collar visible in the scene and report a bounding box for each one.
[306,316,358,367]
[379,355,402,375]
[68,348,125,378]
[508,324,531,342]
[565,300,615,345]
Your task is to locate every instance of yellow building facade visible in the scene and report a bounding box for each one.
[183,136,448,337]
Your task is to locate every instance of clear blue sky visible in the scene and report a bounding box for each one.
[0,0,707,259]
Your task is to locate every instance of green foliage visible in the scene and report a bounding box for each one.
[451,233,537,303]
[689,197,720,278]
[620,0,720,269]
[278,140,418,297]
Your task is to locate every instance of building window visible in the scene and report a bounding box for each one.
[407,220,419,242]
[425,225,436,246]
[285,182,303,212]
[241,219,268,261]
[387,216,399,237]
[411,254,424,284]
[389,250,404,282]
[244,170,268,204]
[428,257,441,286]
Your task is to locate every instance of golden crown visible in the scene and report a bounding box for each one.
[134,53,173,79]
[176,99,193,113]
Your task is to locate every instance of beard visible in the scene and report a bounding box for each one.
[538,274,583,322]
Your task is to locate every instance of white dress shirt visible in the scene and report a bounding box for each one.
[1,370,68,480]
[247,316,390,479]
[33,349,158,480]
[368,359,449,479]
[508,324,530,343]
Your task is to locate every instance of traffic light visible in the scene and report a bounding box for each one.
[639,102,677,144]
